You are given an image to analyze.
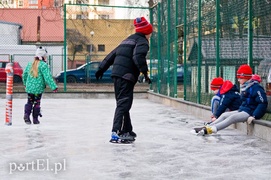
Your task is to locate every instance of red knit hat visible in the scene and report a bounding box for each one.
[134,17,153,35]
[252,74,262,82]
[237,64,253,79]
[210,77,224,90]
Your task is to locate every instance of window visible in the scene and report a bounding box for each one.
[90,63,99,71]
[76,14,82,19]
[87,44,94,52]
[98,14,109,19]
[98,0,109,5]
[98,44,105,52]
[29,0,38,4]
[29,5,38,8]
[18,0,23,6]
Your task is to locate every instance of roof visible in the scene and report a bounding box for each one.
[0,8,63,42]
[0,21,22,28]
[188,38,271,62]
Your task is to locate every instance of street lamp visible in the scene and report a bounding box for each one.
[86,31,94,84]
[90,30,94,37]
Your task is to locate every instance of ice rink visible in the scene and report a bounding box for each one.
[0,98,271,180]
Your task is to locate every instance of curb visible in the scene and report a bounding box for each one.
[147,91,271,142]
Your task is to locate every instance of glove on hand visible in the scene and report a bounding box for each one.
[53,88,58,93]
[247,116,255,125]
[211,117,217,122]
[143,73,152,84]
[95,69,103,80]
[145,76,152,84]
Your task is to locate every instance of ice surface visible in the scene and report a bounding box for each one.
[0,98,271,180]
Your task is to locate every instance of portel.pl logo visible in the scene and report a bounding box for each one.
[9,158,66,174]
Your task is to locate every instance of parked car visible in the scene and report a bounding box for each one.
[138,64,191,83]
[55,61,113,83]
[0,61,23,83]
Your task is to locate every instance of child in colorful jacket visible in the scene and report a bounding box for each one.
[23,47,58,124]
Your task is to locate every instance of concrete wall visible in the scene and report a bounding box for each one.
[147,91,271,142]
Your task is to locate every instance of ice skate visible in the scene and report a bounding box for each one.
[129,131,137,138]
[119,132,135,143]
[204,121,212,125]
[197,126,214,136]
[193,127,204,133]
[109,132,120,143]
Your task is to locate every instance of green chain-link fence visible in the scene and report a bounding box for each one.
[62,4,150,91]
[1,1,271,112]
[149,0,271,110]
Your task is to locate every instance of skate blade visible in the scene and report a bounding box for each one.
[196,130,206,136]
[190,130,198,135]
[109,139,135,144]
[193,127,204,133]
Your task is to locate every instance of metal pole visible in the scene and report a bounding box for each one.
[248,0,253,66]
[157,3,161,93]
[63,4,67,92]
[197,0,202,104]
[5,62,13,126]
[183,0,187,100]
[149,6,153,90]
[167,0,171,96]
[173,0,178,98]
[216,0,220,76]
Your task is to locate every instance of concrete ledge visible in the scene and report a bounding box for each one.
[147,91,211,120]
[147,91,271,142]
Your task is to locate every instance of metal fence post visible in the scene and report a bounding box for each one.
[5,62,13,126]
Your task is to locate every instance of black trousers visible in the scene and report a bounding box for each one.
[112,77,135,133]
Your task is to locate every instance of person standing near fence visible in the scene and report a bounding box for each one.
[195,64,268,136]
[23,47,58,124]
[95,17,152,143]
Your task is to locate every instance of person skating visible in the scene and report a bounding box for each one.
[23,46,58,124]
[95,17,152,143]
[195,64,268,136]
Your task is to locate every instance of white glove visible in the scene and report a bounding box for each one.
[247,116,255,125]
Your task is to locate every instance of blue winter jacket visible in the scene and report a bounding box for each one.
[239,83,268,119]
[214,80,242,118]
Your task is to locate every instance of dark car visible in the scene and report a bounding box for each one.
[177,64,192,82]
[0,61,23,83]
[55,61,113,83]
[139,64,190,83]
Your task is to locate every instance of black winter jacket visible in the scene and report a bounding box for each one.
[98,32,149,83]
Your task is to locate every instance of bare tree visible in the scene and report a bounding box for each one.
[66,29,90,68]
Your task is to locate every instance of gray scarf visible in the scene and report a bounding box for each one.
[240,79,258,92]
